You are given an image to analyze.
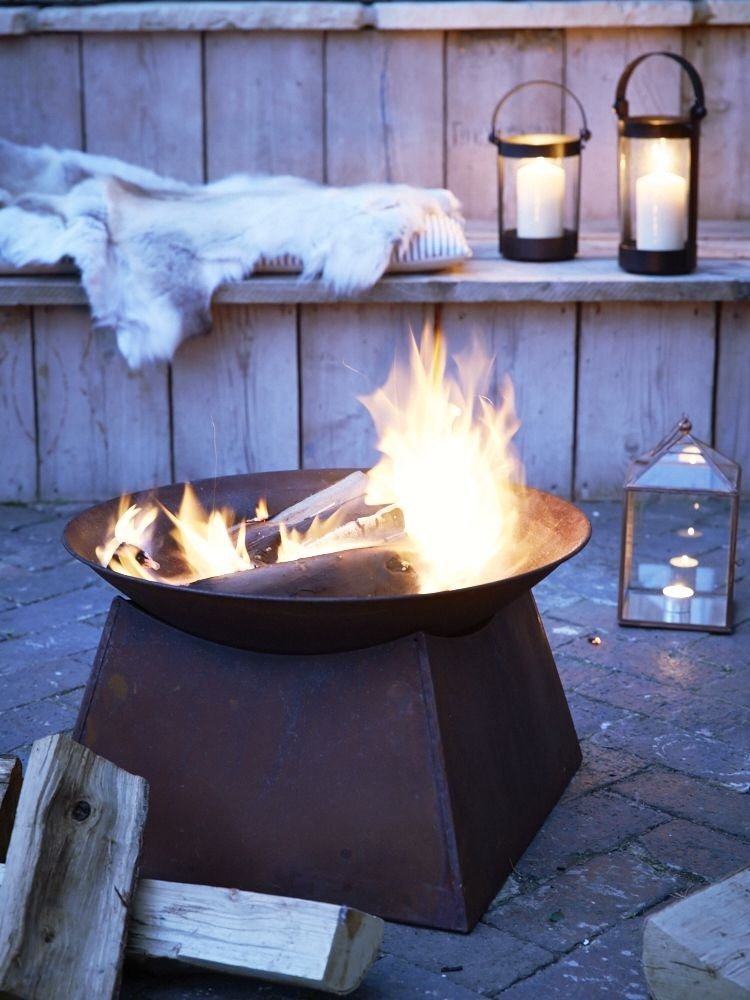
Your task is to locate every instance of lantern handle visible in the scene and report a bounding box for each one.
[488,80,591,148]
[614,52,706,122]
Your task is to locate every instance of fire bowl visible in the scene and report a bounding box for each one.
[64,469,590,655]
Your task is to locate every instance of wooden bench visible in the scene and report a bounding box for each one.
[0,1,748,502]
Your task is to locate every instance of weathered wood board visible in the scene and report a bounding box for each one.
[643,867,750,1000]
[564,27,683,225]
[300,303,433,469]
[0,755,21,861]
[34,306,171,500]
[325,31,444,187]
[575,301,716,498]
[0,35,82,147]
[0,307,36,501]
[715,301,750,478]
[171,304,299,482]
[446,28,564,222]
[685,26,750,220]
[82,32,203,182]
[440,303,577,495]
[204,31,325,182]
[0,733,148,1000]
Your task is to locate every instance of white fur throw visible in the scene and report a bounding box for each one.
[0,139,467,369]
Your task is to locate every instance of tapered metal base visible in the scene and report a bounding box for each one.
[75,592,580,932]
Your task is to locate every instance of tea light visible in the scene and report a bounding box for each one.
[635,140,688,252]
[669,555,698,570]
[516,157,565,239]
[662,582,694,621]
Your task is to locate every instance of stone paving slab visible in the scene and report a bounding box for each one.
[0,498,747,998]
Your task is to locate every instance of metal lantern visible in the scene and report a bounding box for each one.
[618,418,741,633]
[488,81,590,262]
[615,52,706,275]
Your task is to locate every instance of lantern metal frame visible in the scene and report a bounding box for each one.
[488,80,590,263]
[618,418,741,634]
[615,52,706,276]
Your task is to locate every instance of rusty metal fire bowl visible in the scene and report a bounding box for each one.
[66,469,590,932]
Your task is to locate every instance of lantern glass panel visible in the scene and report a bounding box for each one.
[621,490,734,629]
[619,135,691,251]
[501,137,581,240]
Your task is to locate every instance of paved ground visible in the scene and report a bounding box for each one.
[0,499,748,999]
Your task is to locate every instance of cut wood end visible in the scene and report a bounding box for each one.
[323,906,384,995]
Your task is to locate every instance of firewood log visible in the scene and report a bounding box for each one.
[190,545,418,599]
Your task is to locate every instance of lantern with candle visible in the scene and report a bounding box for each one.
[615,52,706,275]
[618,418,741,632]
[488,81,590,262]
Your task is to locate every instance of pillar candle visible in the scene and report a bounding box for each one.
[635,141,688,251]
[516,158,565,239]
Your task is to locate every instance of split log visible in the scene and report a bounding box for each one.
[0,733,148,1000]
[239,470,375,562]
[0,866,383,995]
[0,754,21,861]
[190,544,419,599]
[643,867,750,1000]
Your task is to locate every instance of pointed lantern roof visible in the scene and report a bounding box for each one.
[625,417,741,494]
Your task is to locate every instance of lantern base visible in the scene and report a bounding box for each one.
[500,228,578,262]
[619,587,733,633]
[618,244,696,275]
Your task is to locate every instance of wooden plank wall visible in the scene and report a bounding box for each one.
[0,25,747,502]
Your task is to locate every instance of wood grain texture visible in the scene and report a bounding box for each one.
[0,35,82,147]
[576,301,716,498]
[0,307,36,501]
[300,303,433,468]
[171,304,299,482]
[325,31,443,187]
[0,755,21,862]
[0,733,148,1000]
[34,306,171,500]
[643,867,750,1000]
[440,303,576,494]
[564,27,684,226]
[82,32,203,181]
[129,878,383,993]
[715,301,750,477]
[205,32,324,182]
[685,26,750,219]
[447,29,564,222]
[0,863,384,993]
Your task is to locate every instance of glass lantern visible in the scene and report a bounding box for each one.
[488,81,590,262]
[615,52,706,276]
[618,418,741,632]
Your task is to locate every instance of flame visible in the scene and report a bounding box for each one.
[96,328,524,594]
[359,327,523,592]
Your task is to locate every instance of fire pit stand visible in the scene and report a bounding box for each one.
[67,470,589,932]
[74,589,579,933]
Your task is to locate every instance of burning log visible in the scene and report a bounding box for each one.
[190,545,418,599]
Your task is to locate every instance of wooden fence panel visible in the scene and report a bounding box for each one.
[205,32,325,183]
[440,303,576,495]
[325,32,443,187]
[34,307,171,500]
[0,308,35,502]
[171,304,299,482]
[446,29,564,223]
[684,26,750,220]
[564,27,683,227]
[300,303,433,469]
[576,301,715,498]
[82,32,203,182]
[715,302,750,476]
[0,35,82,147]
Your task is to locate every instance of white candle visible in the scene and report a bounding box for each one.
[635,140,688,251]
[516,157,565,239]
[662,582,694,622]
